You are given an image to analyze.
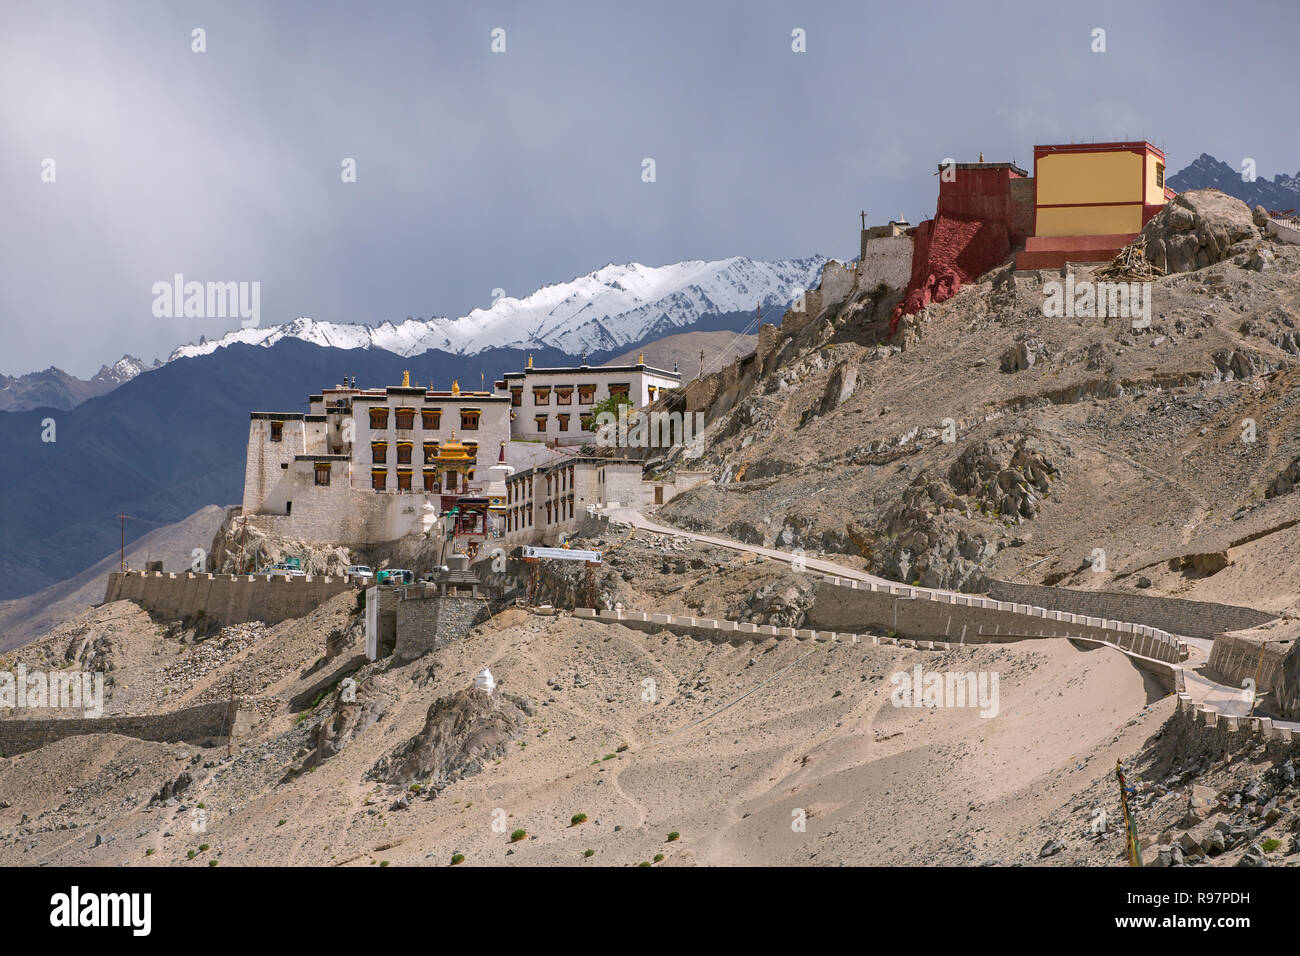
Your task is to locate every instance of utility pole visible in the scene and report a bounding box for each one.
[860,210,867,229]
[117,514,129,571]
[698,349,705,381]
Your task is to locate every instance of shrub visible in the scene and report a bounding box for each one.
[379,860,390,867]
[583,849,594,858]
[667,832,680,842]
[654,853,665,862]
[198,843,209,852]
[187,850,195,859]
[145,848,155,856]
[277,819,286,826]
[208,859,218,867]
[638,861,651,867]
[510,829,528,843]
[570,813,588,826]
[451,853,465,865]
[1262,838,1281,852]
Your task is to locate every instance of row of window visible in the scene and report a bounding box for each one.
[365,407,481,431]
[370,440,478,465]
[502,494,576,532]
[369,468,475,492]
[534,413,595,432]
[510,383,630,408]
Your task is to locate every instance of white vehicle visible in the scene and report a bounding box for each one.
[347,565,374,582]
[261,562,306,578]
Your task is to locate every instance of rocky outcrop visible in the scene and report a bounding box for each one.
[868,435,1058,590]
[301,673,393,770]
[731,581,815,628]
[1266,457,1300,499]
[1141,189,1259,274]
[367,687,530,788]
[208,507,352,576]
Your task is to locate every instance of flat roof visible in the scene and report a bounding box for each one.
[1034,141,1165,159]
[502,364,680,380]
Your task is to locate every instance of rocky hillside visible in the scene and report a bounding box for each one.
[654,190,1300,615]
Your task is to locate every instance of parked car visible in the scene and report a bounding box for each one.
[377,568,414,585]
[261,562,305,578]
[347,565,374,582]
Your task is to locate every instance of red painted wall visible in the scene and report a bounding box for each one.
[890,167,1024,333]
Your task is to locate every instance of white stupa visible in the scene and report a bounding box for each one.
[474,667,496,695]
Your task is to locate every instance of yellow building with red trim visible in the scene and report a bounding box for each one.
[1016,141,1176,270]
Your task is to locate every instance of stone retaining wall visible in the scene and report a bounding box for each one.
[984,579,1276,640]
[0,700,241,756]
[104,570,358,626]
[808,577,1184,664]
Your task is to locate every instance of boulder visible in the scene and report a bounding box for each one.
[1141,189,1259,273]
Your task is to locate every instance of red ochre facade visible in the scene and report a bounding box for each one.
[889,143,1173,334]
[890,162,1032,334]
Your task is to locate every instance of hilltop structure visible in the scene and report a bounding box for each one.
[888,140,1175,331]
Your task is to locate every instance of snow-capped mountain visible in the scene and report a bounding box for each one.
[167,255,828,362]
[0,354,157,412]
[90,354,157,387]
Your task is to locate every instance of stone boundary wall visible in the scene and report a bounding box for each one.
[1176,689,1298,744]
[1206,633,1291,703]
[0,700,239,756]
[574,606,954,651]
[984,579,1276,640]
[808,577,1184,664]
[573,596,1181,670]
[1267,218,1300,245]
[104,570,358,626]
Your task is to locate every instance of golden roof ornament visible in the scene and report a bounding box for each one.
[402,370,410,387]
[527,354,533,369]
[637,351,644,365]
[452,379,460,395]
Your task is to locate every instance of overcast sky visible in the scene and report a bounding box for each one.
[2,0,1296,377]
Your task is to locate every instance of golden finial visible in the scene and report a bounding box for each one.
[527,354,533,369]
[637,351,644,365]
[402,370,410,387]
[452,379,460,395]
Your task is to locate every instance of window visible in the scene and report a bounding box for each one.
[580,413,594,431]
[394,407,415,430]
[269,421,283,442]
[396,441,412,465]
[421,408,441,429]
[533,387,550,406]
[648,386,658,401]
[577,384,596,405]
[371,441,388,464]
[368,407,389,429]
[397,470,412,491]
[609,383,630,400]
[464,441,478,460]
[423,470,438,492]
[460,408,481,430]
[534,414,548,432]
[372,469,387,490]
[423,441,439,464]
[556,387,573,406]
[1156,162,1165,189]
[558,414,570,432]
[509,387,522,407]
[314,464,331,486]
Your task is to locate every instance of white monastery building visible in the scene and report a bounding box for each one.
[239,358,702,549]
